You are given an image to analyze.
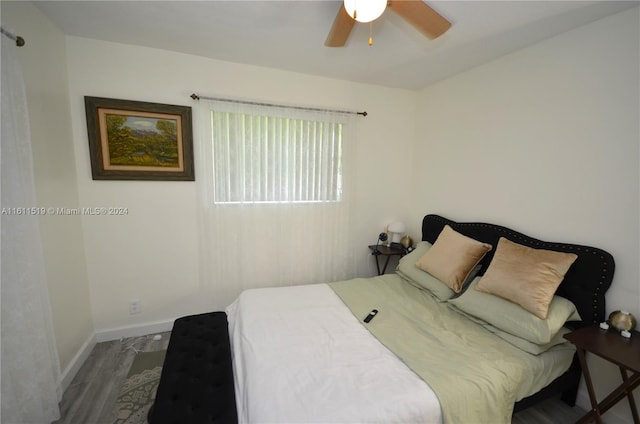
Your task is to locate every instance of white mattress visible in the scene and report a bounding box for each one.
[226,283,442,423]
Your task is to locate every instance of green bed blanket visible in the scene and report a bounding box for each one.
[329,274,575,424]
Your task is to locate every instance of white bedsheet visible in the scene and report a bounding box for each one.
[226,283,442,424]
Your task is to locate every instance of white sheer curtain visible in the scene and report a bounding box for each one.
[196,100,358,307]
[1,35,62,422]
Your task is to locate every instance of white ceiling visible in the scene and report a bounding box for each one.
[34,0,638,90]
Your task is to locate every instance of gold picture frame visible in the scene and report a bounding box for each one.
[84,96,194,181]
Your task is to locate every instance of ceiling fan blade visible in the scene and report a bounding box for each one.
[389,0,451,40]
[325,4,355,47]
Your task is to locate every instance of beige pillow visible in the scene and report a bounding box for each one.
[475,237,578,319]
[415,225,492,293]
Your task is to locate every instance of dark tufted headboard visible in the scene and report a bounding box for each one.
[421,214,615,327]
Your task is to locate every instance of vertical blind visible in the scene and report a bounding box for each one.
[211,111,344,204]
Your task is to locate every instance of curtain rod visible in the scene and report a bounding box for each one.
[190,93,367,117]
[1,27,25,47]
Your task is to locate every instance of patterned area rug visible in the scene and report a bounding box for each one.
[113,350,166,424]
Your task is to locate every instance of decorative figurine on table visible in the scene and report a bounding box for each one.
[400,235,414,252]
[372,232,388,256]
[601,310,636,339]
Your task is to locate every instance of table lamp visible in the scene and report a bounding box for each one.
[388,222,406,248]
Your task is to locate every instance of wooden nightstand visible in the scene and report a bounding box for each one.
[564,325,640,424]
[368,244,406,275]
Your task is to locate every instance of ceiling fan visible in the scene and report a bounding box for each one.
[325,0,452,47]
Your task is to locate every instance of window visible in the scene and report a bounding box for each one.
[210,110,345,204]
[197,99,358,295]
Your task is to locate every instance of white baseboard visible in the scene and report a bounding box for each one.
[59,332,97,393]
[95,319,175,343]
[576,392,633,424]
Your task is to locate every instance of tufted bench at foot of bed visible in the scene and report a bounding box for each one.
[148,312,238,424]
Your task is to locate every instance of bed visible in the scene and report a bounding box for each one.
[226,214,615,423]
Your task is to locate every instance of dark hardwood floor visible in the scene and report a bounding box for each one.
[54,333,586,423]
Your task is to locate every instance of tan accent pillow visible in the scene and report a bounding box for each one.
[415,225,492,293]
[475,237,578,319]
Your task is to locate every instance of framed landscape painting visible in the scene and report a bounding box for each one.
[84,96,194,181]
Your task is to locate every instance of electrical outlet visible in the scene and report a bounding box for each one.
[129,300,141,315]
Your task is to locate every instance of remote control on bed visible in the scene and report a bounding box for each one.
[364,309,378,323]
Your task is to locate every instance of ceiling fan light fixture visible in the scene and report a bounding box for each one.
[343,0,387,23]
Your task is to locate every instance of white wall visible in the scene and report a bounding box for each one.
[1,2,95,383]
[64,37,416,334]
[411,8,639,423]
[7,4,638,421]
